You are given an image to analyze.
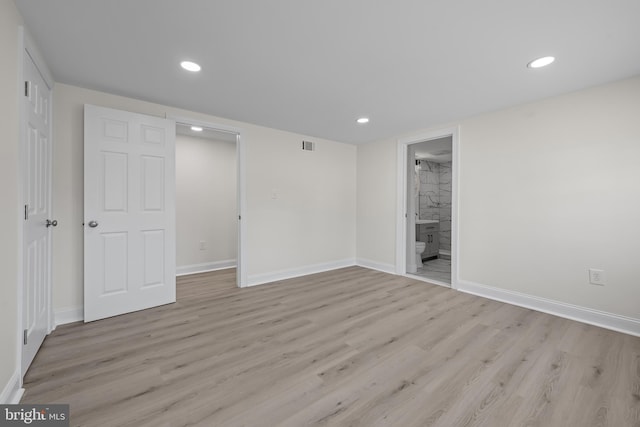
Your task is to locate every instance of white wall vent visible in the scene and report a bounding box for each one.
[302,140,315,151]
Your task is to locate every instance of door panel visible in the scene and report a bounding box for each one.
[142,230,165,287]
[102,232,129,295]
[84,104,176,322]
[141,156,165,210]
[102,152,129,211]
[22,51,52,376]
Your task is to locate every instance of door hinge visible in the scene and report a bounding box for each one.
[24,204,28,220]
[23,329,28,345]
[24,81,29,97]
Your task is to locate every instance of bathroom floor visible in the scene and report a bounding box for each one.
[414,257,451,284]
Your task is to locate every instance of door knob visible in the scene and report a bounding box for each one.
[88,221,99,228]
[46,219,58,227]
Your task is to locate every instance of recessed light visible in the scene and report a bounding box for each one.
[191,126,203,132]
[356,117,370,124]
[180,61,201,72]
[527,56,555,69]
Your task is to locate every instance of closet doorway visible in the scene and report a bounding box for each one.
[173,119,246,287]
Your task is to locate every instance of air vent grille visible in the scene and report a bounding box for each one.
[302,140,315,151]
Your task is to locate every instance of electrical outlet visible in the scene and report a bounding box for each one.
[589,268,605,286]
[199,240,206,251]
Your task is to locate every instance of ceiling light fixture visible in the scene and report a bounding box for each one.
[191,126,203,132]
[180,61,201,72]
[527,56,555,69]
[356,117,370,124]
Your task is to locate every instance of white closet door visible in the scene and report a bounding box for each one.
[22,50,53,375]
[84,104,176,322]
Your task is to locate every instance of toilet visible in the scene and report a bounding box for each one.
[415,241,426,267]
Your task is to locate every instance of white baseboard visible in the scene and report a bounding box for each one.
[457,279,640,337]
[246,258,356,287]
[356,258,396,275]
[54,306,84,327]
[0,371,24,404]
[176,260,236,276]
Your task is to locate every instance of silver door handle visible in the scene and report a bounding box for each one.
[46,219,58,227]
[88,221,99,228]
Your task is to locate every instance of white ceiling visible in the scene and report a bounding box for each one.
[16,0,640,144]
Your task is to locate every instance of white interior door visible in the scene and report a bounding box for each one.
[84,104,176,322]
[22,50,53,375]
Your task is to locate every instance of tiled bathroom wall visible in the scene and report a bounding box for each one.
[418,160,439,220]
[417,160,452,252]
[438,161,452,252]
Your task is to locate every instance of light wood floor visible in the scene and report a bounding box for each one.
[22,267,640,426]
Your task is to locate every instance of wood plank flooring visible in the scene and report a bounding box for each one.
[22,267,640,426]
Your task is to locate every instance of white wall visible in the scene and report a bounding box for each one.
[356,75,640,322]
[355,139,397,272]
[245,125,357,282]
[459,76,640,319]
[0,0,23,402]
[176,134,237,271]
[53,83,357,313]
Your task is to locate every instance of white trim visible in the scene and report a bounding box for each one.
[236,132,248,288]
[176,260,236,276]
[457,279,640,337]
[0,371,24,404]
[396,126,460,289]
[356,258,396,274]
[246,259,356,287]
[450,127,460,290]
[168,115,247,288]
[449,126,461,289]
[54,306,84,327]
[395,143,407,275]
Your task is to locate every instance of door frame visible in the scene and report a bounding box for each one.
[395,126,460,289]
[17,27,55,380]
[169,116,247,287]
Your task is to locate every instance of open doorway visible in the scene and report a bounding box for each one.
[412,137,452,283]
[173,119,246,287]
[396,127,459,289]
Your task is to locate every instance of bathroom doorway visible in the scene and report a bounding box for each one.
[173,118,246,287]
[396,127,458,288]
